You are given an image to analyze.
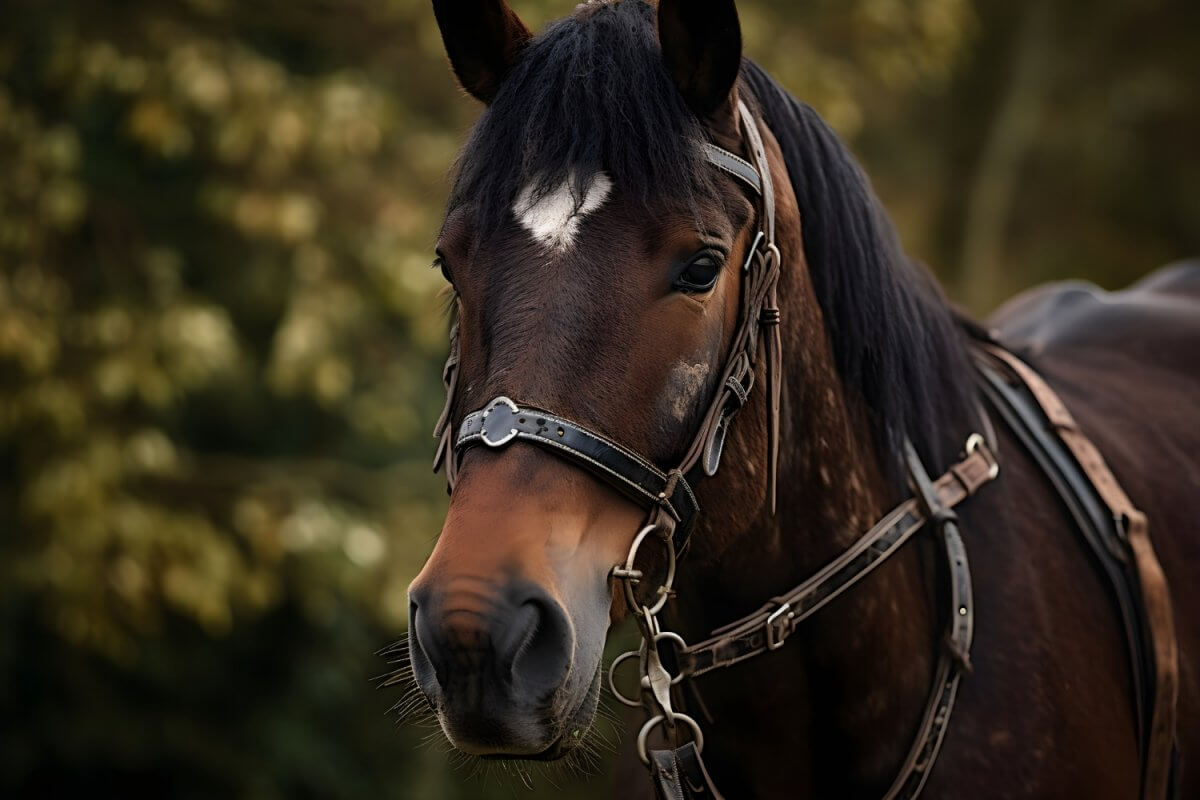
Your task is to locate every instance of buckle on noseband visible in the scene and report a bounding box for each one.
[479,396,521,448]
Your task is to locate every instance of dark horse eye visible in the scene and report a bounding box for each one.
[432,254,453,285]
[674,252,723,293]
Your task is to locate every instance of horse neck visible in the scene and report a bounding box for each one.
[670,237,942,793]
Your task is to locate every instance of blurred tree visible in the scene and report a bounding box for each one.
[0,0,1194,798]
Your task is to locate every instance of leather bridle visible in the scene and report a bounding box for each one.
[436,99,783,548]
[431,99,1001,799]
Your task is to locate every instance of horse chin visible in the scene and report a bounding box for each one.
[443,661,604,762]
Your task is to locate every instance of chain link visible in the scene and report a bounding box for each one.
[608,512,702,765]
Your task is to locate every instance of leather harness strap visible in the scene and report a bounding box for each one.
[456,396,700,532]
[677,443,996,677]
[981,345,1179,800]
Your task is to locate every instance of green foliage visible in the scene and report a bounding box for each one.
[0,0,1195,797]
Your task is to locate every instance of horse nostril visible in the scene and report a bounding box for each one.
[505,589,572,694]
[408,595,445,692]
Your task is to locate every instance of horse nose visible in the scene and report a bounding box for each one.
[407,578,574,749]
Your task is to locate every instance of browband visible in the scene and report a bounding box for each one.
[702,142,762,195]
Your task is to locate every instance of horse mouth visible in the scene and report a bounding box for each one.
[439,660,604,761]
[479,737,568,762]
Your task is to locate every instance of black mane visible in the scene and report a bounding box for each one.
[450,0,976,480]
[741,60,976,476]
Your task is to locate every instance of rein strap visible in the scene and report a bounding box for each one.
[677,440,996,678]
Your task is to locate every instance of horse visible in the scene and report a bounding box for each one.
[396,1,1200,797]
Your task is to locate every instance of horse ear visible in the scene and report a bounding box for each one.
[431,0,532,104]
[657,0,743,119]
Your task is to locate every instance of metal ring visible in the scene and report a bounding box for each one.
[652,631,688,686]
[607,649,644,708]
[636,712,704,765]
[620,523,676,616]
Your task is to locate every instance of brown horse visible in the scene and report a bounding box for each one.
[397,0,1200,797]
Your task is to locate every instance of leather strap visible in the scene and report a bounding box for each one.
[701,142,761,196]
[431,318,460,488]
[880,442,975,800]
[677,442,997,678]
[974,353,1149,748]
[650,741,725,800]
[982,345,1179,800]
[456,396,699,533]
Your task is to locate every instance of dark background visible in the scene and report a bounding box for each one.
[1,0,1196,797]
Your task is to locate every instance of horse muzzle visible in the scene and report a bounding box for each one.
[407,574,586,756]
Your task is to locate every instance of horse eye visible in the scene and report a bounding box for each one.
[432,254,454,285]
[674,252,723,293]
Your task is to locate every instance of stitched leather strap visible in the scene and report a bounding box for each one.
[702,142,761,196]
[982,345,1179,800]
[456,396,699,533]
[880,442,975,800]
[677,442,996,678]
[650,742,725,800]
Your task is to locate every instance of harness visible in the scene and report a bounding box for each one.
[430,100,1178,799]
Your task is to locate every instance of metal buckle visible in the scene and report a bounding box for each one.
[965,433,1000,480]
[765,602,794,650]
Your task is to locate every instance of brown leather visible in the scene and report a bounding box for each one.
[668,439,994,800]
[650,742,726,800]
[881,442,976,800]
[677,444,997,677]
[432,317,460,488]
[986,345,1179,800]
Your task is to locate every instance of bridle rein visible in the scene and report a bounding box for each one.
[431,100,1001,799]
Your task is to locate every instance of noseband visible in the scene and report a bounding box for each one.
[431,100,1001,799]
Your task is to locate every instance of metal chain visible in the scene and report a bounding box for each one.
[608,512,704,765]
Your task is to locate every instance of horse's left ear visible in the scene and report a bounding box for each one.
[657,0,743,122]
[431,0,532,104]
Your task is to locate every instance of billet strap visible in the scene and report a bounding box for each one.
[676,441,997,678]
[455,396,700,534]
[983,345,1179,800]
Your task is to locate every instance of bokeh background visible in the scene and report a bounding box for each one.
[1,0,1196,797]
